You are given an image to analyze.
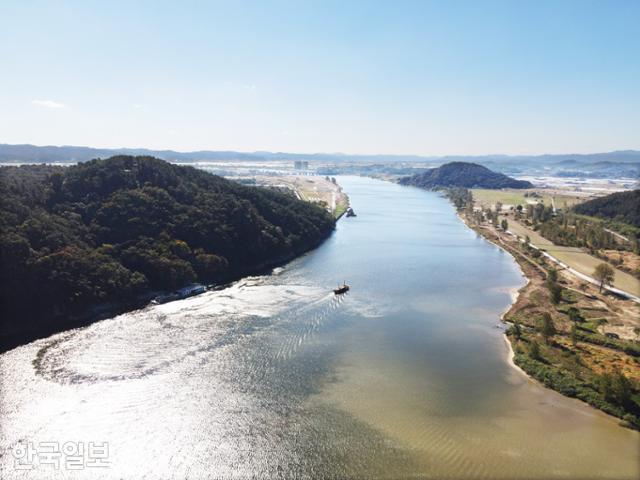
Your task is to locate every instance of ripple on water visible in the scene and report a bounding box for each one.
[32,281,327,385]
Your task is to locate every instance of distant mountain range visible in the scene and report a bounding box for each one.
[0,143,638,164]
[1,143,638,178]
[398,162,533,189]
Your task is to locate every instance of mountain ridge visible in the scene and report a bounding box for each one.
[1,143,639,164]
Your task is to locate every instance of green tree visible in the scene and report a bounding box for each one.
[612,370,633,407]
[194,252,229,281]
[566,306,583,323]
[529,340,541,360]
[170,239,192,259]
[600,370,633,407]
[547,281,562,304]
[540,313,556,344]
[599,372,614,401]
[593,263,615,292]
[570,323,579,346]
[500,219,508,231]
[507,321,522,340]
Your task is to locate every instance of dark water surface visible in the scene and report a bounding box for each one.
[1,177,638,479]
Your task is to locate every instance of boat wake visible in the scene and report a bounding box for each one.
[32,281,346,385]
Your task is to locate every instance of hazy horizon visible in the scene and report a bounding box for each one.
[1,141,640,160]
[1,1,639,156]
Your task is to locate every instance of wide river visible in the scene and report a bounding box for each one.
[1,177,638,479]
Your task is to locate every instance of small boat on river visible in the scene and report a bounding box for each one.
[333,282,350,295]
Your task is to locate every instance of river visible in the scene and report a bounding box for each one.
[1,176,638,479]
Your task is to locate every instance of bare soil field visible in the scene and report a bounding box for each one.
[254,175,349,218]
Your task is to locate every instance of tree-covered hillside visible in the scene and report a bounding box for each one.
[0,156,335,350]
[398,162,532,189]
[573,189,640,228]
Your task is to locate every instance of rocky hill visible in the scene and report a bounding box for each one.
[399,162,532,189]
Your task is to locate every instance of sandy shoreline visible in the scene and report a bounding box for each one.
[502,333,530,378]
[457,212,527,320]
[456,212,534,380]
[455,208,640,432]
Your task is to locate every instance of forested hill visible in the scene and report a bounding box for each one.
[573,189,640,228]
[398,162,533,189]
[0,156,335,351]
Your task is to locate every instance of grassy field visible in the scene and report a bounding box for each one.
[333,192,350,218]
[472,188,584,209]
[296,179,349,218]
[504,218,640,296]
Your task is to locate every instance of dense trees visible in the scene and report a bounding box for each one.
[445,187,473,210]
[599,370,633,408]
[0,156,335,350]
[518,196,639,278]
[537,213,619,250]
[517,195,639,253]
[574,189,640,228]
[399,162,533,189]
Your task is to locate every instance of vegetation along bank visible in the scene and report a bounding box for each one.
[0,156,336,352]
[445,186,640,430]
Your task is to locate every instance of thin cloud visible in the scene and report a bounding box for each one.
[31,99,67,109]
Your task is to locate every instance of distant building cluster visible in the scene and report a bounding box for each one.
[294,160,309,170]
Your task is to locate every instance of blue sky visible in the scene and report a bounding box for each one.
[1,0,638,155]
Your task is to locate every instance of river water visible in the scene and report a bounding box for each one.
[1,176,638,479]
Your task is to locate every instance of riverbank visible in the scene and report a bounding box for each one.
[503,216,640,299]
[0,157,340,356]
[457,207,640,430]
[250,174,350,219]
[0,232,334,354]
